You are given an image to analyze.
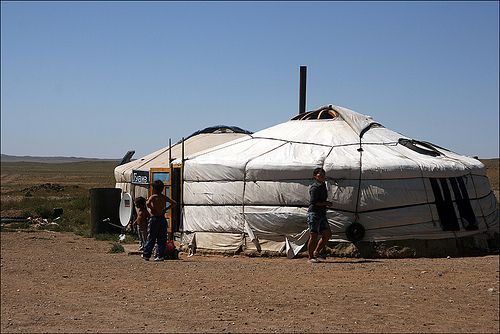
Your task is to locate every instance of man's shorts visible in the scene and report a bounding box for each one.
[307,212,330,234]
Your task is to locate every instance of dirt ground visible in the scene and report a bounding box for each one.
[1,231,499,333]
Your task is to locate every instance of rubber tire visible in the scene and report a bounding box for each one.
[346,222,365,242]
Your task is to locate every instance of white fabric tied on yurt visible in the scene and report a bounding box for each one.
[114,126,252,200]
[179,105,499,257]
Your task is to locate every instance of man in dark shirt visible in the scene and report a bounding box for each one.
[307,167,332,263]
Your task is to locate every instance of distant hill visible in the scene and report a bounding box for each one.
[0,154,120,164]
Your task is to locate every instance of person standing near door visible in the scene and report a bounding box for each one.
[132,196,150,251]
[142,180,176,261]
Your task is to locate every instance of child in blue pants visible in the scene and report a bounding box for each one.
[142,180,176,261]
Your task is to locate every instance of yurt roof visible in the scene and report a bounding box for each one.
[114,125,252,182]
[182,104,484,181]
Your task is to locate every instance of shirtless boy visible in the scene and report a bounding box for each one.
[132,196,150,251]
[142,180,176,261]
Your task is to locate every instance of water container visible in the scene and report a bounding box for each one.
[89,188,122,235]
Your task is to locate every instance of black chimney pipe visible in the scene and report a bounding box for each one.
[299,66,307,114]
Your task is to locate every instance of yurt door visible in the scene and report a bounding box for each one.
[170,165,182,236]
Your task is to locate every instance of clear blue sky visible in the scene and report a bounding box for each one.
[1,1,498,159]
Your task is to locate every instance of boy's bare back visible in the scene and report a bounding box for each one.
[147,193,168,217]
[135,207,150,227]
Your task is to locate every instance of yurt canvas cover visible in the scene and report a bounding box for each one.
[115,126,252,200]
[180,105,499,257]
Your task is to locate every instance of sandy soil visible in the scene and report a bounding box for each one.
[1,230,499,333]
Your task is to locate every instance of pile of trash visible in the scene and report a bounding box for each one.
[27,216,60,229]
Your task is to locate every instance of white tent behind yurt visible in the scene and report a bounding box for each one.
[114,126,252,200]
[179,105,499,257]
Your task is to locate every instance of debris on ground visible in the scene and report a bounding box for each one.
[27,217,59,228]
[22,183,65,196]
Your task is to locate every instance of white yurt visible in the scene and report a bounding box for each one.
[180,105,499,257]
[114,126,252,200]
